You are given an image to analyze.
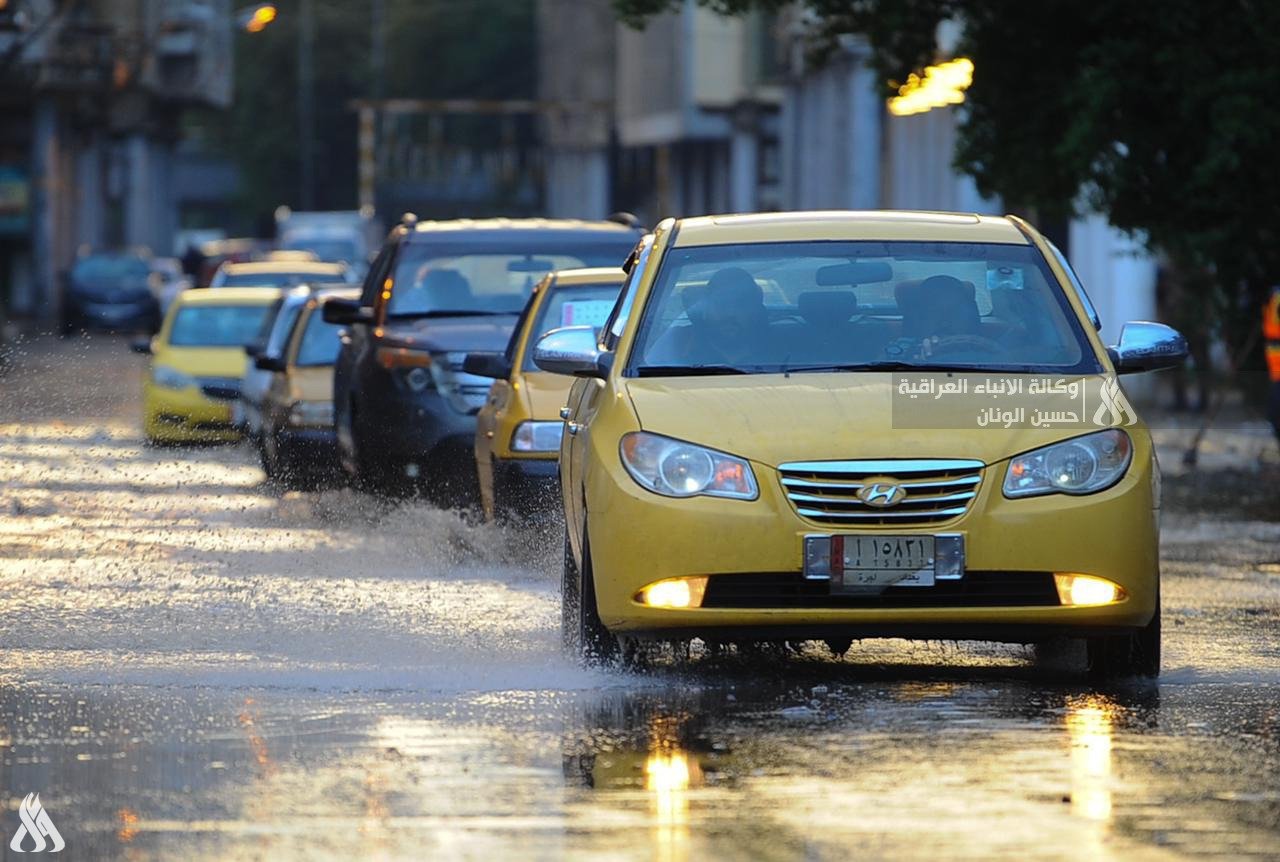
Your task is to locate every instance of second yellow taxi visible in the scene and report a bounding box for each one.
[467,266,630,520]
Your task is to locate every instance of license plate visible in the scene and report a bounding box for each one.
[834,535,935,592]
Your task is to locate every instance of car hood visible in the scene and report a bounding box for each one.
[624,374,1127,468]
[152,346,249,379]
[379,315,518,354]
[522,370,574,420]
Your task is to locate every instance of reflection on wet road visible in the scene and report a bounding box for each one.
[1,335,1278,860]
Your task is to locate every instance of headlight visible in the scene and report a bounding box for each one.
[152,365,196,390]
[288,400,334,427]
[510,420,563,452]
[1003,429,1132,498]
[403,367,433,393]
[620,432,758,500]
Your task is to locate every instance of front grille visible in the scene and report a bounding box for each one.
[199,377,241,401]
[777,458,984,526]
[701,571,1059,609]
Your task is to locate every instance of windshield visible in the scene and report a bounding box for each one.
[72,256,149,284]
[219,270,348,288]
[282,237,358,263]
[387,238,634,317]
[293,311,345,366]
[523,282,624,371]
[169,305,272,347]
[628,241,1101,376]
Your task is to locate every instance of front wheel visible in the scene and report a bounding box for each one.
[561,530,618,666]
[1087,599,1160,679]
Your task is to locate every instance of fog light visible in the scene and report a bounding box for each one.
[1054,573,1126,606]
[635,577,708,608]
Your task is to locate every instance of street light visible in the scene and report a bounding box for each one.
[235,3,277,34]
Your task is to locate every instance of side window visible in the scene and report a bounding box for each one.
[360,241,396,308]
[602,236,653,351]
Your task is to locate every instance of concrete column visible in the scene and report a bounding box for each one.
[729,128,757,214]
[75,134,105,254]
[848,53,882,210]
[124,133,153,252]
[28,99,58,322]
[545,148,609,219]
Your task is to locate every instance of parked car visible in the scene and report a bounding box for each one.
[325,216,643,497]
[63,250,161,334]
[539,210,1187,677]
[237,285,316,439]
[256,289,357,485]
[467,265,631,521]
[135,288,282,443]
[209,260,353,289]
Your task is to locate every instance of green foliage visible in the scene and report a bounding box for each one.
[614,0,1280,335]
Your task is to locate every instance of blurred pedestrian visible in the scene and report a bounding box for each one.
[1264,284,1280,448]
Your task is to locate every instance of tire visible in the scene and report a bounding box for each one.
[562,529,618,666]
[1087,596,1160,679]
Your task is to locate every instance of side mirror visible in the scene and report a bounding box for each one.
[254,354,286,372]
[532,326,609,378]
[1109,321,1188,374]
[462,351,512,379]
[323,297,374,326]
[130,337,152,355]
[244,340,264,358]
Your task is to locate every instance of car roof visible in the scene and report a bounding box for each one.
[551,267,627,286]
[671,211,1029,246]
[409,218,640,240]
[219,261,347,274]
[175,287,283,306]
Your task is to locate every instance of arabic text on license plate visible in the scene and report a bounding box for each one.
[837,535,935,590]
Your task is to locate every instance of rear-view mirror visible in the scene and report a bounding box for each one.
[322,297,373,326]
[507,258,556,274]
[815,261,894,286]
[462,352,512,379]
[1109,321,1188,374]
[254,354,286,372]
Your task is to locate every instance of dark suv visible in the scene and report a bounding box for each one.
[325,217,642,496]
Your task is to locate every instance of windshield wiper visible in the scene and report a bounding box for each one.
[634,364,751,377]
[387,309,518,319]
[782,361,1043,375]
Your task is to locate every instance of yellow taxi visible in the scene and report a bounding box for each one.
[257,289,357,484]
[467,266,629,520]
[536,211,1187,677]
[138,288,282,443]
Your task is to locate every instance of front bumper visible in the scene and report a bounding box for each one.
[278,426,339,466]
[362,388,478,463]
[144,384,240,443]
[71,297,159,331]
[584,447,1159,640]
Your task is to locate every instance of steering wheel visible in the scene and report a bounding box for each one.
[925,334,1009,359]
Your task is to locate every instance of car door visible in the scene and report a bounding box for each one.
[335,240,396,454]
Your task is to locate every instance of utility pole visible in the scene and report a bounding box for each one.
[298,0,315,209]
[359,0,386,214]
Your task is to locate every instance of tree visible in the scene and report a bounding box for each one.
[615,0,1280,370]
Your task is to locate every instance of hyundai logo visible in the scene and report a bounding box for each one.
[857,481,906,507]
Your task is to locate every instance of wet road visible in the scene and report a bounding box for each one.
[1,334,1279,860]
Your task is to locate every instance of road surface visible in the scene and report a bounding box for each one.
[1,334,1278,860]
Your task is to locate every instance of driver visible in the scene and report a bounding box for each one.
[646,266,773,366]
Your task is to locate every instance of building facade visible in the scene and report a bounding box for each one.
[0,0,231,325]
